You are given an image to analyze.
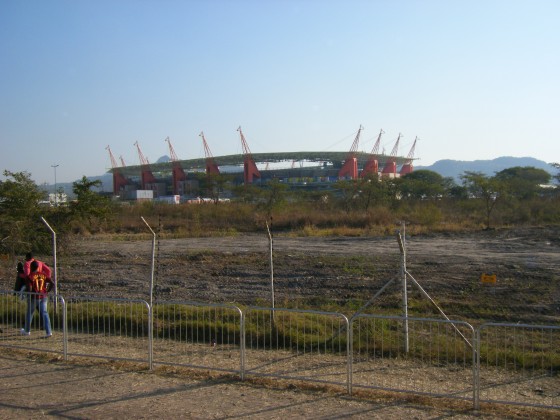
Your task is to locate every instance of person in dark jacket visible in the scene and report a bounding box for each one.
[14,261,27,299]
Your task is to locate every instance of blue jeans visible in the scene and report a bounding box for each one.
[24,296,52,335]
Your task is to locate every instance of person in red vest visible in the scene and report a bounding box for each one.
[23,252,52,279]
[20,260,54,338]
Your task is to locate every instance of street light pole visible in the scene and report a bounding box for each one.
[51,164,59,206]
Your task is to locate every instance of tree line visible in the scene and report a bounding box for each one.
[1,164,559,254]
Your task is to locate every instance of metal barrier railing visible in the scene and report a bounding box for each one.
[2,290,559,411]
[0,290,66,356]
[350,314,476,401]
[151,300,244,376]
[476,322,560,410]
[243,307,351,393]
[64,296,151,366]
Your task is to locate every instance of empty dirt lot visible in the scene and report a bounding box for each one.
[1,226,559,418]
[51,226,560,324]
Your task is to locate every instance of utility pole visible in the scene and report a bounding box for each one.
[51,164,59,206]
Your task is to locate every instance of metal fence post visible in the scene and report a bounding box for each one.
[60,295,68,361]
[347,314,353,396]
[396,228,409,354]
[474,327,480,410]
[141,216,155,370]
[148,304,153,370]
[240,309,245,381]
[41,217,58,311]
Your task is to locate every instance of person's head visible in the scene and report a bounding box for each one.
[30,260,39,272]
[25,252,34,261]
[17,262,24,273]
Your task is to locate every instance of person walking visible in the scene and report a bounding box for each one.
[20,260,54,338]
[21,252,52,331]
[23,252,52,279]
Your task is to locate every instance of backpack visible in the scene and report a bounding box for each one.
[14,262,27,298]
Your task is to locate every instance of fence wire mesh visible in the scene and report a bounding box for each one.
[151,301,243,374]
[351,314,476,401]
[2,290,559,411]
[65,296,150,364]
[477,323,560,409]
[243,307,350,391]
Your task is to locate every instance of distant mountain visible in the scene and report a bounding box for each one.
[416,157,556,181]
[156,155,170,163]
[87,173,114,193]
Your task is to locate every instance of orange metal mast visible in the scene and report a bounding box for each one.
[381,133,401,177]
[361,128,384,178]
[399,137,418,176]
[237,126,261,184]
[105,145,128,195]
[134,141,158,189]
[165,136,187,195]
[199,131,220,175]
[338,125,363,180]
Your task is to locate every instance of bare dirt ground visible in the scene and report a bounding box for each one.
[0,350,554,419]
[53,226,560,323]
[1,226,559,418]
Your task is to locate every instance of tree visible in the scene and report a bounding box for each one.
[70,176,112,230]
[460,171,503,229]
[0,170,44,218]
[551,163,560,185]
[203,173,231,203]
[0,170,48,253]
[356,174,380,212]
[232,183,262,204]
[399,170,447,200]
[494,166,551,199]
[379,176,402,209]
[260,179,288,215]
[355,173,399,211]
[333,180,358,213]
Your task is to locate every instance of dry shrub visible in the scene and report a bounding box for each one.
[365,206,394,226]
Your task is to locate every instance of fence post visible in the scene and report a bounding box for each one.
[60,295,68,361]
[396,226,409,353]
[347,315,353,396]
[141,216,155,370]
[265,221,275,327]
[240,309,245,381]
[41,217,58,312]
[474,327,480,410]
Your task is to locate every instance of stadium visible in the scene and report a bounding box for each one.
[107,127,417,201]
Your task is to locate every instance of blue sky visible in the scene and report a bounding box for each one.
[1,0,559,184]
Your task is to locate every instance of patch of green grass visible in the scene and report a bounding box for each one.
[3,296,558,371]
